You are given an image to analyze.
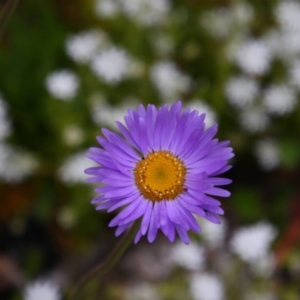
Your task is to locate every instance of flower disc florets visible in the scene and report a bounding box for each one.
[85,101,234,244]
[134,151,186,201]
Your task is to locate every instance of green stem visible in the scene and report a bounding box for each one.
[67,222,140,300]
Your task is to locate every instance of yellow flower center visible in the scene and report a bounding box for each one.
[134,151,186,202]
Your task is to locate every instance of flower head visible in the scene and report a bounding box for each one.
[23,280,60,300]
[189,273,224,300]
[262,84,297,115]
[230,222,277,263]
[65,30,104,64]
[45,70,79,100]
[233,39,271,75]
[91,47,129,83]
[172,240,205,270]
[86,102,233,244]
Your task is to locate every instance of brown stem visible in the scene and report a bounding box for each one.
[66,222,140,300]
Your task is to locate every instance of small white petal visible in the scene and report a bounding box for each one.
[262,84,297,115]
[230,222,277,263]
[91,47,129,83]
[172,241,205,271]
[45,70,79,100]
[24,280,60,300]
[190,273,224,300]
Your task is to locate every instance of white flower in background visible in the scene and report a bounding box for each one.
[197,217,227,248]
[188,100,217,129]
[0,144,38,183]
[58,152,95,184]
[225,76,259,108]
[263,30,286,59]
[95,0,120,18]
[45,70,79,100]
[255,139,281,171]
[0,96,11,140]
[282,31,300,57]
[190,273,224,300]
[250,254,276,277]
[201,8,233,39]
[262,84,297,115]
[233,2,254,26]
[233,40,271,75]
[23,280,60,300]
[62,125,84,147]
[240,107,270,133]
[275,1,300,32]
[151,61,191,100]
[264,29,300,60]
[120,0,171,26]
[91,47,129,83]
[91,98,138,129]
[230,222,277,264]
[65,30,106,64]
[172,241,205,271]
[290,59,300,90]
[124,282,160,300]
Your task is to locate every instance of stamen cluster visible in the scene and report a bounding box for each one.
[134,151,186,201]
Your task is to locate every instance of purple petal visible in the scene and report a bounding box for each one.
[134,228,143,244]
[141,201,153,235]
[176,224,190,245]
[204,187,231,197]
[115,223,131,236]
[147,207,158,243]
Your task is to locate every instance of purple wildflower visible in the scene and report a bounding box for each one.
[85,101,234,244]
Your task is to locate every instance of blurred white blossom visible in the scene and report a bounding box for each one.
[151,61,191,100]
[0,144,38,183]
[65,30,106,64]
[289,59,300,90]
[230,222,277,264]
[240,107,270,133]
[23,280,60,300]
[45,70,79,100]
[250,254,276,277]
[262,84,297,115]
[0,96,11,140]
[172,241,205,271]
[124,282,160,300]
[190,273,224,300]
[263,30,284,59]
[225,76,259,108]
[58,152,96,184]
[255,139,281,171]
[233,2,254,26]
[120,0,171,26]
[91,47,129,83]
[233,39,271,75]
[198,217,227,248]
[95,0,120,18]
[275,1,300,32]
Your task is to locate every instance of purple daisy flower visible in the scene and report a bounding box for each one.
[85,101,234,244]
